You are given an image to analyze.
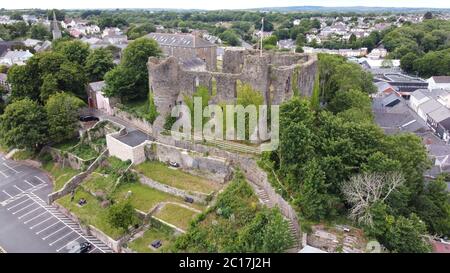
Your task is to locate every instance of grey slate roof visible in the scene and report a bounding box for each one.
[88,81,105,93]
[113,130,149,147]
[410,89,429,101]
[146,33,215,48]
[418,98,443,115]
[432,76,450,84]
[428,106,450,123]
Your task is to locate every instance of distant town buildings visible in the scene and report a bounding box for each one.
[0,49,33,66]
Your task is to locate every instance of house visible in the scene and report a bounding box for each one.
[374,73,428,98]
[34,40,52,53]
[431,240,450,253]
[86,81,120,115]
[0,50,33,66]
[23,38,42,48]
[0,73,10,92]
[427,108,450,142]
[277,39,295,50]
[409,89,430,113]
[382,93,401,107]
[375,81,396,95]
[427,76,450,90]
[145,32,217,71]
[367,47,388,59]
[416,98,442,122]
[102,27,122,38]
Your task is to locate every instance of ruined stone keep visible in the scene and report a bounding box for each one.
[147,48,318,118]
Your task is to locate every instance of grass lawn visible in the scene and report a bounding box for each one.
[11,150,35,161]
[135,161,220,194]
[154,203,199,231]
[57,188,126,240]
[121,99,150,120]
[43,161,80,191]
[128,223,177,253]
[82,172,116,196]
[69,143,99,160]
[112,182,205,213]
[53,138,79,151]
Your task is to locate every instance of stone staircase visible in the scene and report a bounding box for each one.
[249,182,301,252]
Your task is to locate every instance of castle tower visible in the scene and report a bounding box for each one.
[51,11,62,41]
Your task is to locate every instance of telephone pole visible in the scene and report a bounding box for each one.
[260,17,264,57]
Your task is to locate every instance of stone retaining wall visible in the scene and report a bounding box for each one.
[47,150,109,204]
[137,172,211,204]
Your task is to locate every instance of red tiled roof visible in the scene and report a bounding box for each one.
[432,241,450,253]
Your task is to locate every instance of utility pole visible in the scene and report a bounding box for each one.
[260,17,264,57]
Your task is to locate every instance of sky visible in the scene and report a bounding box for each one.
[1,0,450,10]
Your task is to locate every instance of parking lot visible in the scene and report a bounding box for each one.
[0,154,112,253]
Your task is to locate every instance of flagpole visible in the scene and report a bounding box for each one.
[260,17,264,57]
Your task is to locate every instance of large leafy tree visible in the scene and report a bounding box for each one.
[104,37,161,101]
[54,40,91,66]
[107,201,136,231]
[84,48,115,82]
[45,93,85,144]
[0,99,48,151]
[30,23,51,40]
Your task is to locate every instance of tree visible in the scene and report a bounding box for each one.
[262,35,277,50]
[384,213,431,253]
[0,98,48,151]
[40,74,60,102]
[342,172,405,226]
[328,89,372,114]
[219,30,241,46]
[54,40,91,66]
[255,18,274,31]
[84,48,115,82]
[7,64,40,101]
[105,38,161,100]
[45,93,85,143]
[107,201,136,231]
[400,52,419,73]
[415,177,450,236]
[424,12,433,20]
[126,23,156,40]
[30,23,51,40]
[296,159,338,221]
[47,9,65,21]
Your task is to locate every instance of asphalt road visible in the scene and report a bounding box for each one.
[0,154,112,253]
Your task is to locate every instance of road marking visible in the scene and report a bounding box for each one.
[2,190,12,198]
[23,180,34,187]
[30,217,54,229]
[13,185,25,192]
[42,226,67,240]
[24,211,48,224]
[3,163,19,173]
[18,207,42,219]
[57,236,81,252]
[0,170,8,178]
[33,176,47,184]
[36,221,60,234]
[49,231,74,246]
[7,198,30,210]
[12,203,35,215]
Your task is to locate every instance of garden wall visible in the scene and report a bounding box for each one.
[47,150,109,204]
[45,146,94,171]
[112,107,153,134]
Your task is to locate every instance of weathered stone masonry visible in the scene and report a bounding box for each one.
[148,49,318,119]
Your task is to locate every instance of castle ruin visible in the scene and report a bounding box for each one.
[148,49,318,121]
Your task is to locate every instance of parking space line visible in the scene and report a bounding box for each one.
[23,180,34,187]
[24,211,48,224]
[42,226,67,240]
[30,217,54,229]
[35,221,59,234]
[11,203,35,215]
[6,198,30,210]
[18,207,42,219]
[56,236,80,252]
[0,170,8,178]
[13,185,25,192]
[2,190,12,198]
[33,176,47,184]
[3,163,19,173]
[49,231,74,246]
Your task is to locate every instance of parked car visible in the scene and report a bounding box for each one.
[151,240,162,249]
[69,242,93,253]
[79,115,100,122]
[169,161,180,168]
[184,196,194,204]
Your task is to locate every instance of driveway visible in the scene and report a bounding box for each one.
[0,154,112,253]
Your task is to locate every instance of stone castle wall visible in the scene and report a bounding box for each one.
[148,49,318,119]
